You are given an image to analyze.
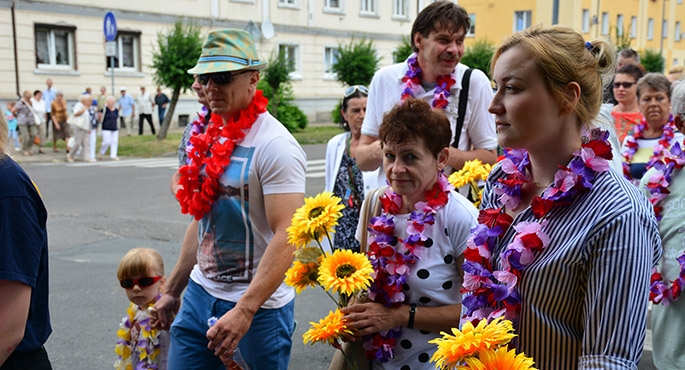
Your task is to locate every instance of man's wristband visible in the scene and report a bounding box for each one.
[407,303,417,329]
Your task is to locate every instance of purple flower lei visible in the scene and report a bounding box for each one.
[364,173,453,362]
[645,142,685,305]
[115,295,163,370]
[400,53,456,109]
[621,115,676,179]
[462,129,612,324]
[184,106,210,165]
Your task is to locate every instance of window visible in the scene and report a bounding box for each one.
[467,14,476,36]
[324,0,342,10]
[393,0,409,19]
[106,32,140,71]
[514,11,531,32]
[601,12,609,35]
[676,22,682,41]
[278,0,296,7]
[35,25,75,69]
[648,18,654,40]
[616,14,624,36]
[360,0,377,16]
[582,9,590,33]
[631,16,638,38]
[324,47,338,79]
[278,44,301,78]
[674,58,679,66]
[663,20,668,39]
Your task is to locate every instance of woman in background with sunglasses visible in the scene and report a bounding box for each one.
[611,64,644,143]
[324,85,384,252]
[621,73,684,184]
[115,247,169,370]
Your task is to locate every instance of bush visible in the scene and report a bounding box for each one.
[393,36,413,63]
[277,104,308,132]
[257,79,308,132]
[461,39,495,79]
[332,37,381,86]
[640,49,665,73]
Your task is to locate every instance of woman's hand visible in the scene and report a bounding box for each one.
[341,302,405,338]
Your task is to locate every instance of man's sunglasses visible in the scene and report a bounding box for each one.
[613,81,636,89]
[344,85,369,98]
[198,70,252,86]
[120,276,163,289]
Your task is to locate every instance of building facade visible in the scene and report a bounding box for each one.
[1,0,683,125]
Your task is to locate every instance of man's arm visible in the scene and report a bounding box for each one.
[355,134,384,171]
[0,280,31,366]
[206,192,303,362]
[151,219,198,330]
[447,148,497,172]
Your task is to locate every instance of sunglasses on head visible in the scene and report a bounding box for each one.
[120,276,163,289]
[344,85,369,98]
[198,70,252,86]
[613,81,635,89]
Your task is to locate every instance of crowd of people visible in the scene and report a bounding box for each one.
[3,80,170,161]
[4,1,685,369]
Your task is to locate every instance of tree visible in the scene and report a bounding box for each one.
[150,21,202,139]
[461,39,495,79]
[331,37,381,123]
[393,36,413,63]
[257,52,308,132]
[641,49,665,73]
[612,26,633,52]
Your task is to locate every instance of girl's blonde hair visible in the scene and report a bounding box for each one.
[117,248,165,280]
[491,24,615,126]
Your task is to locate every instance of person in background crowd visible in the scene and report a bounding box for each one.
[4,102,20,152]
[155,87,170,128]
[97,86,107,110]
[324,85,383,253]
[118,87,135,136]
[66,94,93,163]
[43,78,56,140]
[88,98,98,162]
[621,73,684,184]
[668,65,685,83]
[475,25,660,368]
[604,47,644,105]
[356,1,497,192]
[50,91,70,153]
[13,90,37,156]
[0,109,53,369]
[152,29,305,370]
[30,90,47,154]
[99,96,119,160]
[611,64,644,142]
[138,86,155,135]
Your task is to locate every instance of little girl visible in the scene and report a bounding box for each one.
[115,248,169,370]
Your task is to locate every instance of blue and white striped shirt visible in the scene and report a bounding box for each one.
[482,165,662,370]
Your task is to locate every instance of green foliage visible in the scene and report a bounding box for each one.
[150,21,202,92]
[393,36,413,63]
[612,26,633,52]
[277,104,308,132]
[332,37,381,86]
[461,39,495,79]
[257,75,308,132]
[331,101,343,125]
[263,52,294,92]
[640,49,665,73]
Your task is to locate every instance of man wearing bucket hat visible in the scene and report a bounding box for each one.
[152,29,305,370]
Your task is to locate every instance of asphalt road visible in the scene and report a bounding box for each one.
[16,142,657,370]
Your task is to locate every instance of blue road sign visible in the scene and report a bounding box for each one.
[104,12,117,41]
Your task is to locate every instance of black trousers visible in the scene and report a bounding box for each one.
[0,346,52,370]
[139,114,155,135]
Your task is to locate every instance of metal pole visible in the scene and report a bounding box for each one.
[110,56,115,98]
[660,0,666,57]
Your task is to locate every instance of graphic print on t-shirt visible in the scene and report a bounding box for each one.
[198,146,255,283]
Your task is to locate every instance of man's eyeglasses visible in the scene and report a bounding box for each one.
[120,276,163,289]
[344,85,369,98]
[613,81,636,89]
[198,70,252,86]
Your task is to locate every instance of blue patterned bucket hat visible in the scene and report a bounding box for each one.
[188,29,266,75]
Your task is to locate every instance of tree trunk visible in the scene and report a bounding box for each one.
[157,88,181,140]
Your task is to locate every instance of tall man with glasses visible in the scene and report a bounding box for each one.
[151,29,305,370]
[356,1,497,186]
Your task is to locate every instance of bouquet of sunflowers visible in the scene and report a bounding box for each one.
[448,159,493,208]
[284,191,374,369]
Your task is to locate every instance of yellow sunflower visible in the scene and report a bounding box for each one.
[317,249,374,296]
[429,318,517,368]
[462,347,537,370]
[287,192,345,249]
[303,309,353,345]
[448,159,492,189]
[285,260,320,294]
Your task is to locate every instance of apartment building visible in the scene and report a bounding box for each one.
[2,0,684,124]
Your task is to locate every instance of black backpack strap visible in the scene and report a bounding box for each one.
[452,68,473,148]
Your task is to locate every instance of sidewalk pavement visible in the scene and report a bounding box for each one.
[10,147,75,165]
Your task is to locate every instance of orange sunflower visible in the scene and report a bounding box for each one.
[285,260,320,294]
[317,249,374,296]
[462,346,537,370]
[302,309,353,345]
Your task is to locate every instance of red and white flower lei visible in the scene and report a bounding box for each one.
[621,115,675,180]
[645,142,685,305]
[364,173,453,362]
[176,91,267,220]
[461,129,613,324]
[401,53,456,109]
